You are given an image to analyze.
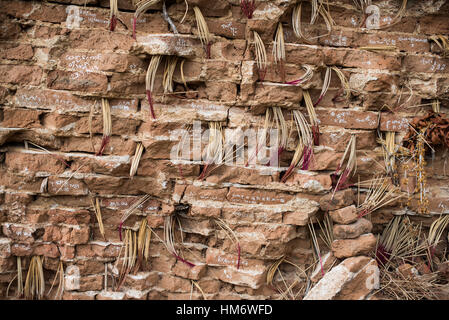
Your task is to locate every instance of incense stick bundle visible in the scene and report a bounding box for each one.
[119,194,151,241]
[24,256,45,300]
[163,56,179,94]
[253,31,268,81]
[109,0,118,31]
[331,134,357,196]
[132,0,161,39]
[303,90,320,146]
[146,55,162,120]
[130,142,144,177]
[199,122,224,180]
[430,35,449,58]
[91,197,106,240]
[281,110,313,182]
[286,65,314,86]
[193,6,212,58]
[215,218,241,269]
[272,23,286,83]
[96,98,112,156]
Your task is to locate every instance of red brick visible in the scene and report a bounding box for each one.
[47,70,108,92]
[0,65,42,85]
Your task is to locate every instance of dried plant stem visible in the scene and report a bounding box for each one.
[130,142,144,177]
[146,55,162,120]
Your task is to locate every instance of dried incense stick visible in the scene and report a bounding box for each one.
[303,90,320,146]
[163,56,178,94]
[215,218,241,269]
[146,55,162,119]
[314,67,331,107]
[91,197,106,240]
[109,0,118,31]
[96,98,112,156]
[286,65,314,86]
[272,23,286,83]
[198,122,224,180]
[130,142,144,177]
[430,35,449,58]
[331,134,357,198]
[281,110,313,182]
[164,215,195,267]
[253,31,268,81]
[47,261,64,300]
[330,66,350,102]
[378,0,407,30]
[193,6,212,58]
[292,1,334,43]
[135,218,152,272]
[132,0,161,39]
[24,256,45,300]
[357,176,403,219]
[119,194,151,240]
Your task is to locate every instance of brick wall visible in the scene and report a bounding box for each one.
[0,0,448,300]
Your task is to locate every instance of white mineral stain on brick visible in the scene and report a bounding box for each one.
[221,22,237,37]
